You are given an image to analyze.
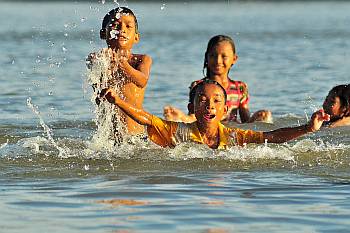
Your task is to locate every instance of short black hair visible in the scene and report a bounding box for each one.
[189,79,227,104]
[100,7,138,40]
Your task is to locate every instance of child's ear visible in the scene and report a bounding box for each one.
[134,32,140,43]
[100,29,106,40]
[232,54,238,65]
[187,103,194,114]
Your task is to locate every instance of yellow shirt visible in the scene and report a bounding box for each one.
[147,116,264,149]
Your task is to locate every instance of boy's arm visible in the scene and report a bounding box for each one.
[119,55,152,88]
[101,88,153,125]
[263,109,330,143]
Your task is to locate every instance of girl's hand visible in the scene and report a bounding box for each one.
[307,109,330,132]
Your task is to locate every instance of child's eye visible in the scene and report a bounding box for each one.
[199,97,206,103]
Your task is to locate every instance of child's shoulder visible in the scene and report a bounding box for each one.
[132,54,152,64]
[227,78,248,92]
[228,78,247,86]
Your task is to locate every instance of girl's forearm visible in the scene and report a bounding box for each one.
[263,124,311,143]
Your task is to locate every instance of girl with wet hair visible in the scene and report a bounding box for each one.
[323,84,350,127]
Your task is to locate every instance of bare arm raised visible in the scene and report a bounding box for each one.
[263,110,330,143]
[117,52,152,88]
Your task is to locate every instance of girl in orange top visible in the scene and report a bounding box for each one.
[101,80,329,149]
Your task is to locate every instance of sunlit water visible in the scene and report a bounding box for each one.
[1,1,350,232]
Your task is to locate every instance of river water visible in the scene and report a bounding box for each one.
[0,1,349,232]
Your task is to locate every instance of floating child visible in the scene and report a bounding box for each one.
[323,84,350,127]
[163,35,271,124]
[101,80,329,149]
[86,7,152,142]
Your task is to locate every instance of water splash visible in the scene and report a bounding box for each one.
[26,97,70,157]
[0,140,9,150]
[86,49,127,151]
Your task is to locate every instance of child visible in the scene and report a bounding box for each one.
[323,84,350,127]
[87,7,152,138]
[163,35,271,124]
[101,80,329,149]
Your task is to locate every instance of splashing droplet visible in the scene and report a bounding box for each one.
[84,165,90,171]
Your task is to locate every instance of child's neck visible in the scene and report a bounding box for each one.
[209,74,230,89]
[197,122,220,148]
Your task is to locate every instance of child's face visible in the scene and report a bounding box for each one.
[323,93,345,119]
[106,14,139,49]
[192,84,227,126]
[207,41,237,76]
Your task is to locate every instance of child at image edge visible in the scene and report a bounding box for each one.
[163,35,271,124]
[101,80,330,149]
[87,7,152,136]
[323,84,350,127]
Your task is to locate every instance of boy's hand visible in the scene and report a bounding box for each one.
[307,109,330,132]
[106,48,130,75]
[100,88,119,104]
[115,49,130,71]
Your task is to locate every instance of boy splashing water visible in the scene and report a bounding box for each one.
[87,7,152,145]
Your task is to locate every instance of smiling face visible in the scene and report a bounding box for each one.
[207,41,237,77]
[105,14,139,49]
[191,83,227,126]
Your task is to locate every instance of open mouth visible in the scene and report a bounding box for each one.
[203,113,216,121]
[118,36,128,40]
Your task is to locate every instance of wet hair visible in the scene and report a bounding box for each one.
[100,7,139,40]
[203,35,236,77]
[189,79,227,105]
[327,84,350,116]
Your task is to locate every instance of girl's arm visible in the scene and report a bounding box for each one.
[263,110,330,143]
[101,88,153,125]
